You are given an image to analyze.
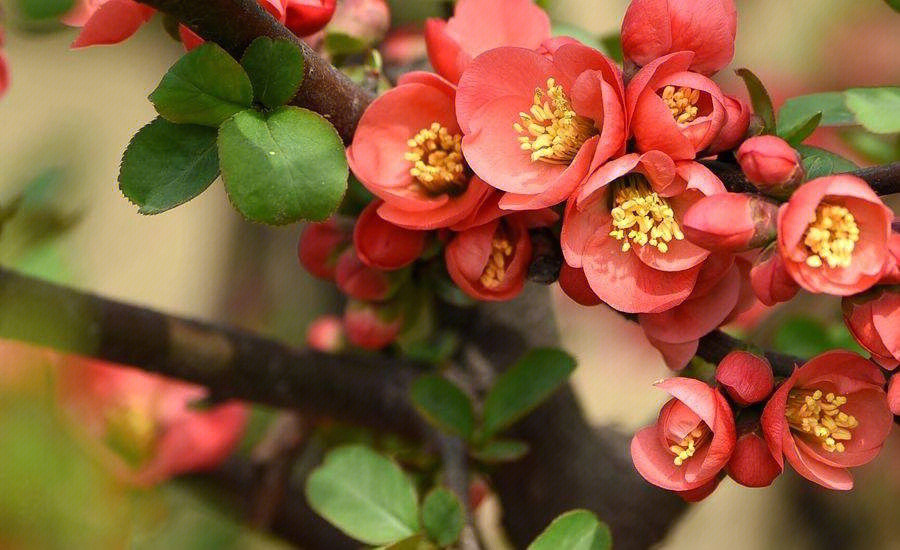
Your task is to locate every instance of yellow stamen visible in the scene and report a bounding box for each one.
[609,176,684,254]
[802,203,859,269]
[480,233,514,289]
[514,78,597,164]
[404,122,468,196]
[660,85,701,124]
[786,388,858,453]
[669,427,708,466]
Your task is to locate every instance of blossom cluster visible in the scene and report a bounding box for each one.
[298,0,899,498]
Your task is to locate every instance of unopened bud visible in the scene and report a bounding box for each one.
[715,351,774,406]
[683,193,778,252]
[736,136,804,199]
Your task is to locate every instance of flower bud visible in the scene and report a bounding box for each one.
[683,193,778,252]
[334,248,399,301]
[343,299,402,350]
[285,0,337,37]
[380,25,427,68]
[736,136,804,198]
[354,201,427,271]
[750,244,799,306]
[326,0,391,47]
[715,351,775,406]
[888,374,899,416]
[842,287,900,369]
[703,95,751,155]
[306,315,346,352]
[726,431,781,488]
[298,219,352,280]
[558,263,601,307]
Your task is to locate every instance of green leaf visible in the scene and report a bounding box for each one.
[886,0,900,11]
[839,129,900,164]
[240,37,306,109]
[15,0,75,20]
[118,118,220,214]
[470,439,530,464]
[528,510,612,550]
[149,43,254,127]
[376,534,437,550]
[481,348,576,440]
[421,488,464,547]
[218,107,348,224]
[325,32,370,57]
[735,68,776,133]
[778,92,855,132]
[305,445,420,546]
[844,87,900,134]
[796,145,858,179]
[410,375,475,441]
[778,112,822,146]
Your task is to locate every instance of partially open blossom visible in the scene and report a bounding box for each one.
[424,0,550,84]
[285,0,337,37]
[326,0,390,47]
[626,52,727,160]
[562,152,726,314]
[761,350,893,490]
[66,0,155,48]
[354,200,427,271]
[348,72,492,230]
[631,378,736,492]
[558,263,601,307]
[298,218,352,280]
[306,315,346,352]
[455,42,627,210]
[343,299,402,350]
[703,95,751,155]
[842,286,900,370]
[727,430,781,488]
[715,351,775,406]
[777,175,892,296]
[736,136,804,199]
[750,244,799,306]
[335,248,400,301]
[621,0,737,76]
[683,193,778,253]
[889,374,899,416]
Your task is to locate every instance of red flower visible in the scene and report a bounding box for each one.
[761,350,893,490]
[683,192,778,253]
[727,431,781,488]
[703,94,751,155]
[626,52,727,160]
[343,299,402,350]
[842,287,900,370]
[562,152,725,313]
[777,175,892,296]
[750,244,799,306]
[284,0,337,37]
[621,0,737,76]
[298,218,352,280]
[66,0,155,48]
[631,378,736,492]
[455,42,627,210]
[348,72,492,230]
[354,200,427,271]
[424,0,550,84]
[715,351,775,406]
[736,135,804,198]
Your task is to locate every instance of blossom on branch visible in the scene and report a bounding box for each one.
[842,286,900,369]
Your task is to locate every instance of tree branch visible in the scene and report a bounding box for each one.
[701,160,900,196]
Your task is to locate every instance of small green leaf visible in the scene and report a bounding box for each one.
[778,92,855,132]
[410,375,475,440]
[305,445,420,546]
[778,112,822,146]
[15,0,75,20]
[470,439,529,463]
[844,87,900,134]
[218,107,348,225]
[735,68,776,133]
[796,145,858,179]
[421,488,464,547]
[325,32,370,56]
[376,534,437,550]
[885,0,900,11]
[481,348,576,439]
[118,118,219,214]
[240,37,306,109]
[149,43,253,127]
[528,510,612,550]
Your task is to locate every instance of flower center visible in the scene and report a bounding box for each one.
[786,388,858,453]
[514,78,596,165]
[405,122,468,196]
[480,230,514,289]
[802,203,859,269]
[609,176,684,253]
[669,425,710,466]
[104,403,157,466]
[660,85,701,124]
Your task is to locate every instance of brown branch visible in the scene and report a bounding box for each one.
[701,160,900,196]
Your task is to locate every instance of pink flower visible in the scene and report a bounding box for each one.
[683,192,778,253]
[761,350,893,490]
[343,299,402,350]
[562,152,726,314]
[57,358,248,487]
[626,52,727,160]
[455,42,627,210]
[777,175,892,296]
[736,135,804,198]
[727,431,781,488]
[348,72,492,230]
[703,94,751,155]
[354,200,427,271]
[424,0,550,84]
[715,351,775,406]
[557,263,601,307]
[750,244,799,306]
[381,25,427,68]
[298,218,352,280]
[842,287,900,370]
[306,315,346,352]
[631,378,736,492]
[621,0,737,76]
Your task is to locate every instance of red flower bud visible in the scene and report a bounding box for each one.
[888,374,899,416]
[715,351,775,406]
[703,95,751,155]
[381,25,427,68]
[298,219,352,280]
[683,193,778,252]
[285,0,337,37]
[334,248,398,301]
[354,200,427,271]
[558,263,601,307]
[736,136,804,198]
[343,299,402,350]
[842,287,900,370]
[306,315,345,352]
[750,245,799,306]
[727,431,781,488]
[326,0,390,47]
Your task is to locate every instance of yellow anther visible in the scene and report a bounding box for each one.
[609,176,684,254]
[660,85,701,124]
[802,203,859,269]
[669,426,709,467]
[479,232,515,289]
[404,122,468,196]
[786,388,859,453]
[514,78,597,164]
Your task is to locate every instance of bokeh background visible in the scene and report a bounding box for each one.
[0,0,898,548]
